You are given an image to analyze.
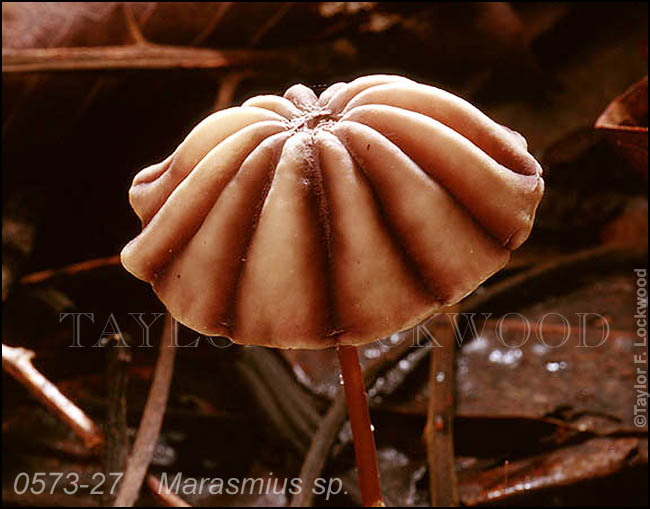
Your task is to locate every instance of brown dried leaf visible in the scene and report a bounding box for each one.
[596,75,649,177]
[459,437,648,506]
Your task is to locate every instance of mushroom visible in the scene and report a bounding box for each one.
[121,74,544,506]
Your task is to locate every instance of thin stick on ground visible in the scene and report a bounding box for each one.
[20,254,121,285]
[424,312,460,507]
[337,345,384,507]
[214,70,255,111]
[114,317,177,507]
[1,343,103,449]
[290,393,348,507]
[2,45,291,73]
[103,335,132,506]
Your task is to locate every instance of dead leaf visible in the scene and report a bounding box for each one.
[596,75,648,177]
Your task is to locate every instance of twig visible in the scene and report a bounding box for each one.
[249,2,294,46]
[241,348,321,447]
[214,70,255,111]
[103,335,132,506]
[122,3,147,46]
[424,311,460,507]
[1,343,103,449]
[290,396,348,507]
[337,345,383,507]
[2,44,292,73]
[20,254,121,285]
[146,475,191,507]
[192,3,234,45]
[114,317,176,507]
[236,361,308,453]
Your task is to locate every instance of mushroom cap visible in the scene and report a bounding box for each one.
[121,75,544,349]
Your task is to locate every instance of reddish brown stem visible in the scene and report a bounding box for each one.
[337,345,384,507]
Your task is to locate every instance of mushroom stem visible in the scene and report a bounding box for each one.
[337,344,384,507]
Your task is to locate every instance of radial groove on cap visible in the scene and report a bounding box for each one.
[122,75,544,349]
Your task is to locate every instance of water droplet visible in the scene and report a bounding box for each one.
[436,371,446,383]
[364,348,381,359]
[370,424,375,432]
[464,336,488,353]
[488,348,522,366]
[489,350,503,363]
[545,361,568,372]
[532,343,549,356]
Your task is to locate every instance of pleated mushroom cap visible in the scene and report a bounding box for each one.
[121,75,544,349]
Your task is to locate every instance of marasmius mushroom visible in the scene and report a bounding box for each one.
[121,74,544,507]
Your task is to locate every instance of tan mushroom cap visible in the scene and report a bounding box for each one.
[121,75,544,349]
